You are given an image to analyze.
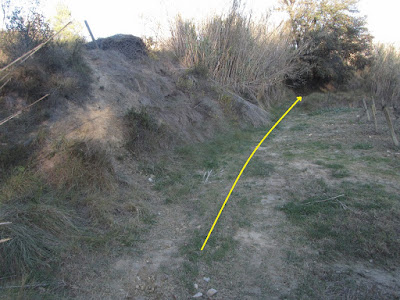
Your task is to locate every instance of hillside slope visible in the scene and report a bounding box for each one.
[0,38,271,298]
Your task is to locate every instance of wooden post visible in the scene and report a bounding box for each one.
[362,98,371,121]
[383,106,399,147]
[371,97,378,132]
[84,20,99,49]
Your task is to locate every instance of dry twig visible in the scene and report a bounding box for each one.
[0,94,49,126]
[303,194,345,205]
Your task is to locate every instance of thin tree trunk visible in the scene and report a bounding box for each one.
[362,98,371,121]
[383,106,399,147]
[371,97,378,132]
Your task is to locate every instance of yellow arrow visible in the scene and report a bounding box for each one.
[201,96,302,250]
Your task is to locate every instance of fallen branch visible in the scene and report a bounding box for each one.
[304,194,345,205]
[0,275,17,281]
[0,77,10,91]
[0,283,49,289]
[203,170,212,183]
[337,200,348,210]
[0,280,66,289]
[0,222,12,243]
[0,94,49,126]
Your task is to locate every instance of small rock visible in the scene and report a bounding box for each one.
[369,259,373,263]
[206,289,218,297]
[193,292,203,298]
[194,283,199,289]
[203,277,210,282]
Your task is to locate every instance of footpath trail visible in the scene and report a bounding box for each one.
[95,105,400,299]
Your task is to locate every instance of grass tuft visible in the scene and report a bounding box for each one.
[47,139,114,192]
[0,203,75,277]
[124,108,170,156]
[352,142,373,150]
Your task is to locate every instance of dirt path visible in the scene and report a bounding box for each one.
[92,105,400,299]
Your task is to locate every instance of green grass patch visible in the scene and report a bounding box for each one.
[309,141,330,150]
[307,107,353,116]
[280,180,400,263]
[353,143,373,150]
[289,123,309,131]
[331,169,350,178]
[315,161,350,178]
[362,156,391,164]
[282,151,296,160]
[245,156,275,177]
[175,127,258,170]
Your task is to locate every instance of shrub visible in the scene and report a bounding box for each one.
[1,8,52,60]
[0,7,91,105]
[0,144,32,176]
[47,140,115,192]
[124,108,167,155]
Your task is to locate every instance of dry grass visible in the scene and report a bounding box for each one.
[0,203,75,276]
[44,139,115,192]
[124,108,171,156]
[166,9,302,107]
[0,136,150,285]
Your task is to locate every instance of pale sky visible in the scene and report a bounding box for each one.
[2,0,400,46]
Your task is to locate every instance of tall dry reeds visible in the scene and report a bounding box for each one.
[167,10,302,107]
[367,44,400,146]
[369,44,400,108]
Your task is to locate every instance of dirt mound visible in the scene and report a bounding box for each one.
[44,47,269,188]
[63,49,269,145]
[86,34,147,59]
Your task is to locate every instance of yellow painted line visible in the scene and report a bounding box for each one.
[201,97,302,250]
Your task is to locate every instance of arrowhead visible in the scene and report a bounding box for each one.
[297,96,302,102]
